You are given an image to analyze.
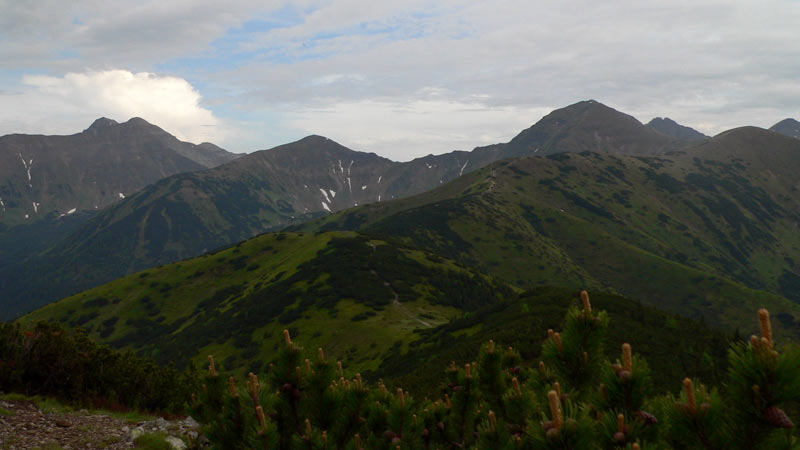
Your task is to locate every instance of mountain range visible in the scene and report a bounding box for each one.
[1,101,719,317]
[4,102,800,330]
[11,99,800,397]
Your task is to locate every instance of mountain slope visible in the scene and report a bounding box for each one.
[647,117,709,141]
[20,231,515,376]
[770,118,800,139]
[18,235,730,396]
[0,117,238,226]
[303,129,800,339]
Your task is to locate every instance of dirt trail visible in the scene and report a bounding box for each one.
[370,270,431,328]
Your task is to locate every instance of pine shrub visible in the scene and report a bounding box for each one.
[192,291,800,449]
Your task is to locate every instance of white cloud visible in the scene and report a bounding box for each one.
[284,97,552,161]
[2,1,800,157]
[0,70,226,145]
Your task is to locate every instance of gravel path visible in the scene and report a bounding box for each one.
[0,399,201,450]
[0,399,135,449]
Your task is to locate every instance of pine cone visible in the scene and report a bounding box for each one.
[764,406,794,429]
[613,431,626,444]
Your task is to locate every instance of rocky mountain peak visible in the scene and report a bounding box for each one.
[85,117,118,132]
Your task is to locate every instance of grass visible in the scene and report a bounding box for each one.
[133,432,175,450]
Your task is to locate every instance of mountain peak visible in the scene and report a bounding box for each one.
[769,118,800,139]
[300,134,332,143]
[501,100,672,157]
[124,117,153,127]
[646,117,708,141]
[86,117,118,131]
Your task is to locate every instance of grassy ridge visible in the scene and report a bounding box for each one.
[21,231,515,376]
[305,146,800,339]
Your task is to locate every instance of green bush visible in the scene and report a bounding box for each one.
[193,291,800,449]
[0,321,198,414]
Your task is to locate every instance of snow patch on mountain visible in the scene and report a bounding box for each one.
[460,160,469,176]
[319,188,331,203]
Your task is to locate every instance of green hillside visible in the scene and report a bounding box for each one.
[304,129,800,339]
[378,287,731,397]
[20,231,515,376]
[20,232,732,401]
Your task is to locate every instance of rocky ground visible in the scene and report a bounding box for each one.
[0,399,201,450]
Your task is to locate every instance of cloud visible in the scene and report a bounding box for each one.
[0,70,226,145]
[283,96,552,161]
[217,0,800,147]
[2,1,800,157]
[0,0,284,70]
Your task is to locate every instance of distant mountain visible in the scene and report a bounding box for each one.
[490,100,676,158]
[0,117,238,226]
[0,100,694,316]
[304,127,800,340]
[647,117,709,141]
[769,118,800,139]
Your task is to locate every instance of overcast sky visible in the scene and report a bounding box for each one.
[1,0,799,161]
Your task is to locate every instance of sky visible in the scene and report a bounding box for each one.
[1,0,799,161]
